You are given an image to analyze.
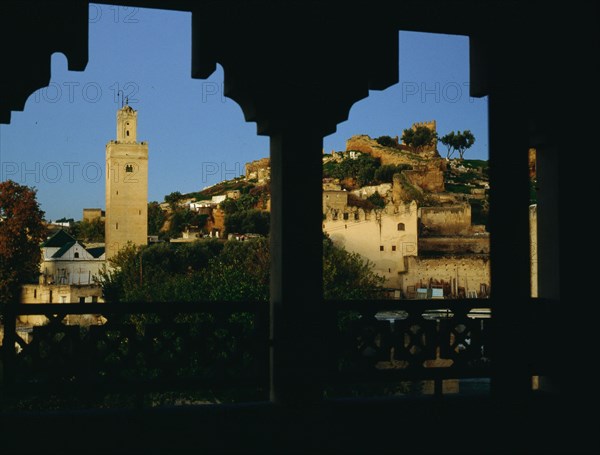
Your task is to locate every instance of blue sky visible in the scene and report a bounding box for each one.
[0,4,487,222]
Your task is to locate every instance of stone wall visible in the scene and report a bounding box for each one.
[403,162,445,193]
[418,235,489,255]
[345,134,445,193]
[83,208,104,222]
[401,256,490,298]
[20,284,104,325]
[350,183,392,200]
[323,190,348,212]
[323,201,419,288]
[419,204,472,235]
[346,135,416,167]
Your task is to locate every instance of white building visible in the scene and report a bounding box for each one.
[39,230,105,286]
[323,200,419,289]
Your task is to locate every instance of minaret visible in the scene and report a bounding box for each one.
[105,103,148,259]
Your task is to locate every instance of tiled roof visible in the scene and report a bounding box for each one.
[41,229,76,248]
[86,246,105,258]
[51,241,77,259]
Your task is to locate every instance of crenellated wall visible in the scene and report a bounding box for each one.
[323,201,419,288]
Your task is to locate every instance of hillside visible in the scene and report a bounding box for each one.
[156,131,489,237]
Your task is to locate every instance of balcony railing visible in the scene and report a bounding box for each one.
[1,302,270,408]
[0,298,514,410]
[325,299,492,397]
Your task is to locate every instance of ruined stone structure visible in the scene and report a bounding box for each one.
[105,105,148,259]
[405,120,438,157]
[419,204,474,236]
[402,162,445,193]
[345,129,445,193]
[346,135,415,166]
[245,157,270,183]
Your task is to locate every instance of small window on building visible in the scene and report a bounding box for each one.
[49,290,53,303]
[354,213,359,220]
[392,245,397,251]
[126,130,130,137]
[34,289,37,299]
[74,252,79,258]
[139,210,141,215]
[60,296,67,303]
[116,222,119,230]
[380,245,384,251]
[79,296,85,303]
[397,223,405,231]
[343,213,349,220]
[125,164,133,172]
[92,296,98,303]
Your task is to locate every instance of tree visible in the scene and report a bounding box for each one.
[323,234,385,299]
[366,191,385,209]
[98,235,383,302]
[374,164,413,183]
[401,126,438,153]
[0,181,47,304]
[70,217,105,242]
[164,191,183,209]
[439,130,475,160]
[322,154,381,188]
[225,209,269,236]
[148,201,166,235]
[375,135,397,148]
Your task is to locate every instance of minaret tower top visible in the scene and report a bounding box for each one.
[116,103,137,143]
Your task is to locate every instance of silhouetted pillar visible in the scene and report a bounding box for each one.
[190,2,399,406]
[488,89,532,399]
[270,127,324,404]
[1,291,18,386]
[535,146,560,301]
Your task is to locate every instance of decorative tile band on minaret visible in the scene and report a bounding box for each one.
[105,103,148,260]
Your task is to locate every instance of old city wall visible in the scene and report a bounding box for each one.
[346,135,415,167]
[418,236,489,254]
[345,135,445,192]
[323,202,419,288]
[419,205,472,235]
[401,256,490,298]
